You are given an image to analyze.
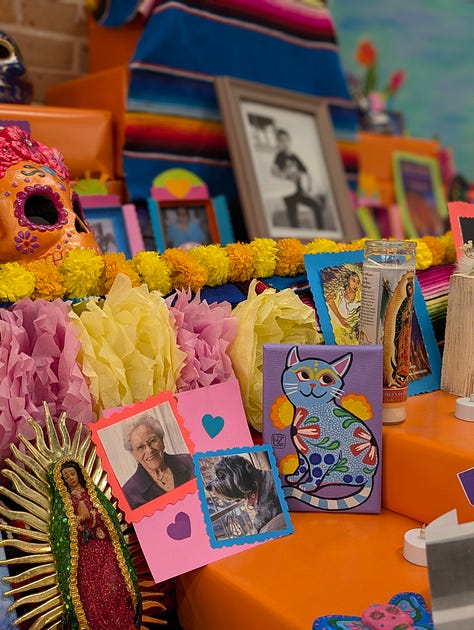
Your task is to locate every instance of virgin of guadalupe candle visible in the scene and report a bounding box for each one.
[359,240,417,424]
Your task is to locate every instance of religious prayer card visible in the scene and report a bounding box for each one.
[262,343,383,513]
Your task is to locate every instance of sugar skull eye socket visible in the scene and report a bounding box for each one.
[24,193,59,226]
[0,40,14,62]
[71,193,89,234]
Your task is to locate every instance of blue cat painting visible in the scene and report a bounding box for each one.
[263,345,382,512]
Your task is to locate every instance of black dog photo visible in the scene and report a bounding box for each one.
[200,451,286,539]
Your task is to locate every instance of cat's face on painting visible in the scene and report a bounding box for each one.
[282,346,352,406]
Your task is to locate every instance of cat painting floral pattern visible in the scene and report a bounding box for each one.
[263,344,382,512]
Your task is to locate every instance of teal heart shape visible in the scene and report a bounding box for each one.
[202,413,224,438]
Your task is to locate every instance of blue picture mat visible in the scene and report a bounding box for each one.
[305,250,441,395]
[194,445,293,549]
[84,205,132,258]
[212,194,234,245]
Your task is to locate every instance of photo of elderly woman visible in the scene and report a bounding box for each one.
[122,414,194,509]
[97,401,195,512]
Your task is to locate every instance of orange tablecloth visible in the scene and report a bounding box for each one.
[383,390,474,525]
[176,391,474,629]
[177,509,429,630]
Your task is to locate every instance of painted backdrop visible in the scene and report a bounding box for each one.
[330,0,474,179]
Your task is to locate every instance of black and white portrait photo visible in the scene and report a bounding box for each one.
[241,100,343,240]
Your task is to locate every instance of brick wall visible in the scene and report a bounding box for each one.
[1,0,89,104]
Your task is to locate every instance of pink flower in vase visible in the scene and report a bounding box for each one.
[368,91,385,113]
[388,69,405,94]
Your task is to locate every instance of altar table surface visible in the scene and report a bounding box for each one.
[176,391,474,629]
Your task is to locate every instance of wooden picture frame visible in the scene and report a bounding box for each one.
[215,76,359,243]
[81,196,144,257]
[393,152,448,238]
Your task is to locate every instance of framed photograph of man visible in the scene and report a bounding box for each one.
[215,76,360,243]
[90,392,196,522]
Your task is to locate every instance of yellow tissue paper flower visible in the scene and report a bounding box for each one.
[251,238,278,278]
[162,248,208,292]
[71,273,186,414]
[0,262,35,302]
[132,250,172,295]
[274,238,306,276]
[25,258,65,301]
[228,279,322,431]
[188,244,230,286]
[59,249,104,298]
[226,242,255,282]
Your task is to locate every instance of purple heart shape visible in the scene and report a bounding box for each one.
[167,511,191,540]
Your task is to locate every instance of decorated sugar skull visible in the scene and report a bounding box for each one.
[0,125,101,264]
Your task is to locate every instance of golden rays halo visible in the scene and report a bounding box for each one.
[0,401,166,628]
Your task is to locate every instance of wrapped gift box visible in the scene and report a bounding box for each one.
[0,103,114,181]
[46,65,129,179]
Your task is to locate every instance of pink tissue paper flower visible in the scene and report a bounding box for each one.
[0,298,95,464]
[166,290,237,391]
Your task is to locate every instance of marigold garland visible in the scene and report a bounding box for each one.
[25,259,65,301]
[0,232,456,303]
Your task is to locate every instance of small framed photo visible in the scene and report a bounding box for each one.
[393,152,448,238]
[195,445,292,548]
[447,200,474,259]
[82,197,144,257]
[90,392,197,523]
[215,76,359,243]
[149,199,220,251]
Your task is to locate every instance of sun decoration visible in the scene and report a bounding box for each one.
[0,402,166,629]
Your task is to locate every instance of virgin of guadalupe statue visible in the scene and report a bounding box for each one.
[50,458,142,629]
[0,402,165,629]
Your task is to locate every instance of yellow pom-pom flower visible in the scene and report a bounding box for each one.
[410,239,432,270]
[338,237,368,252]
[226,242,255,282]
[419,235,445,266]
[0,262,35,302]
[132,251,172,295]
[101,252,141,294]
[25,259,65,301]
[305,238,339,254]
[187,244,230,286]
[162,248,208,292]
[439,231,457,264]
[274,238,305,276]
[59,249,105,298]
[251,238,278,278]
